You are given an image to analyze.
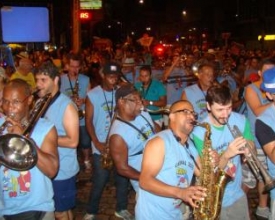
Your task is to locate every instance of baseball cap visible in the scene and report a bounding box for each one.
[115,84,138,103]
[261,67,275,93]
[102,62,121,75]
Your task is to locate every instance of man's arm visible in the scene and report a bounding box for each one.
[245,85,272,116]
[85,97,105,153]
[256,119,275,164]
[109,134,140,180]
[58,103,79,148]
[181,91,187,100]
[139,136,206,207]
[36,126,59,178]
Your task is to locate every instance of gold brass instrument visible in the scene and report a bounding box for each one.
[100,112,117,170]
[141,107,170,114]
[0,93,52,171]
[227,123,275,193]
[193,122,230,220]
[72,78,85,120]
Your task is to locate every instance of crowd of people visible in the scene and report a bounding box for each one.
[0,43,275,220]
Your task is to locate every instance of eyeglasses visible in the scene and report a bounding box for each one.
[123,98,143,104]
[171,109,198,119]
[2,96,29,107]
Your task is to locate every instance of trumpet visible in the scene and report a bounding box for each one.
[227,123,275,193]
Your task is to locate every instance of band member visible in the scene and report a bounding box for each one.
[192,85,253,219]
[136,100,207,220]
[0,79,58,219]
[60,53,92,171]
[35,61,79,220]
[83,62,133,220]
[109,84,155,192]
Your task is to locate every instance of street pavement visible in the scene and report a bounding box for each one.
[73,161,261,220]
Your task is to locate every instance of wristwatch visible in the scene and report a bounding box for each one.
[149,101,153,105]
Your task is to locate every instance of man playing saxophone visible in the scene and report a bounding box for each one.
[192,85,254,220]
[136,100,215,220]
[0,79,59,219]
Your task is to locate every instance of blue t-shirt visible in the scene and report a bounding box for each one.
[136,129,198,220]
[0,118,55,215]
[109,111,154,192]
[44,93,79,180]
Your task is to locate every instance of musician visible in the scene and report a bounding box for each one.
[243,58,275,219]
[109,84,155,193]
[60,53,92,171]
[134,65,167,127]
[255,67,275,220]
[35,61,79,220]
[192,85,254,219]
[83,62,133,220]
[0,79,58,219]
[136,100,208,220]
[181,63,215,122]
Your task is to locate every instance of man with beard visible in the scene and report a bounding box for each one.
[192,85,254,220]
[35,61,79,220]
[135,100,208,220]
[181,63,215,122]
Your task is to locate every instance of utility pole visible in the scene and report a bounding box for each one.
[72,0,80,52]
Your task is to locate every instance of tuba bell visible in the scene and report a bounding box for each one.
[0,93,52,171]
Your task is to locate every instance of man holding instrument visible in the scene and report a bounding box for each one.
[35,61,79,220]
[136,100,207,220]
[192,85,253,220]
[0,79,58,220]
[83,62,133,220]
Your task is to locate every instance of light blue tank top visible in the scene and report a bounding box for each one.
[109,111,154,192]
[87,85,116,155]
[136,129,198,220]
[60,73,90,126]
[0,118,55,215]
[245,83,269,149]
[257,105,275,199]
[192,112,246,207]
[44,93,79,180]
[166,67,188,105]
[184,84,207,121]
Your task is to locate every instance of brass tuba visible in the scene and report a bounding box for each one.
[0,93,52,171]
[72,78,85,120]
[227,123,275,193]
[193,122,231,220]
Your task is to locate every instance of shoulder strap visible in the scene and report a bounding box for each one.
[116,117,148,140]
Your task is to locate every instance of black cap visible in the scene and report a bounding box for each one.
[115,84,137,103]
[102,62,121,75]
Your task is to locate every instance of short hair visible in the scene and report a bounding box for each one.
[67,52,83,65]
[198,63,214,73]
[259,58,275,71]
[5,79,32,96]
[206,85,232,106]
[34,61,60,79]
[139,65,152,75]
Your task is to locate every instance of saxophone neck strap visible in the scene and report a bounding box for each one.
[41,91,61,118]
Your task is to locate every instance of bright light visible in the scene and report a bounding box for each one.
[131,31,135,35]
[139,0,144,4]
[146,27,151,31]
[108,25,111,28]
[258,35,275,41]
[182,10,187,16]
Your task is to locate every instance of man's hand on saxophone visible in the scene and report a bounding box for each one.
[178,186,207,208]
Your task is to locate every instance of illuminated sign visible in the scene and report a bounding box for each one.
[79,11,91,20]
[80,0,102,10]
[258,35,275,41]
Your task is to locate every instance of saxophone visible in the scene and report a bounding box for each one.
[72,78,85,120]
[193,122,231,220]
